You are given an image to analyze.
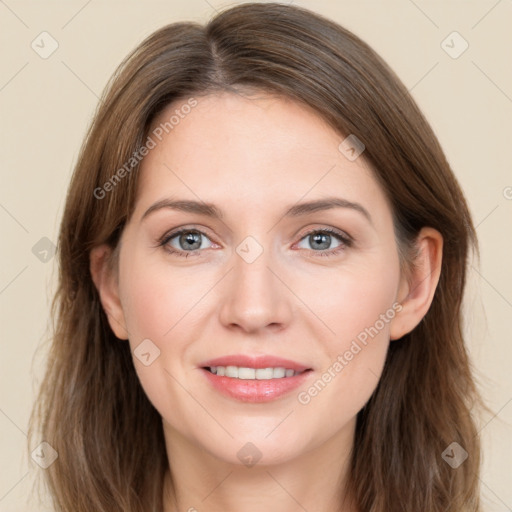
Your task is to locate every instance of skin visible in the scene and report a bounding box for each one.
[90,90,443,512]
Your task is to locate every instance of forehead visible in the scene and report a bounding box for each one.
[147,90,346,168]
[135,91,390,222]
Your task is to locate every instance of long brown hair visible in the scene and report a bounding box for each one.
[29,3,488,510]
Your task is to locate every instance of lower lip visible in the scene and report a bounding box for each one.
[201,368,312,403]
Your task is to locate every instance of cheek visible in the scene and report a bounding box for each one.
[304,257,400,406]
[334,269,397,343]
[119,254,215,395]
[118,257,203,423]
[305,252,400,343]
[120,253,202,343]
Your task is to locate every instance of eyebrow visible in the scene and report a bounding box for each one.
[140,196,372,224]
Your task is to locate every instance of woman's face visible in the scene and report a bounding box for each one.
[112,91,406,466]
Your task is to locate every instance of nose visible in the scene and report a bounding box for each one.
[218,240,293,334]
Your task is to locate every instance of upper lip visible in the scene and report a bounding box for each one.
[199,354,311,372]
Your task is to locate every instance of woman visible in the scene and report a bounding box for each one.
[29,2,487,511]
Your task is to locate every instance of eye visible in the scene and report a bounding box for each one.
[295,228,352,257]
[158,228,215,258]
[157,226,353,259]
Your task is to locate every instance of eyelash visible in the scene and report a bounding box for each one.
[156,226,353,259]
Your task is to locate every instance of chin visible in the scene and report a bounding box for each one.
[199,428,310,467]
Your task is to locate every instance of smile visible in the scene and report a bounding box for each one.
[207,366,303,379]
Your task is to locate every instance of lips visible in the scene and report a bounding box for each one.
[198,354,313,403]
[199,354,311,372]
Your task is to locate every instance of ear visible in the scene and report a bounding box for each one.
[390,227,443,341]
[89,244,129,340]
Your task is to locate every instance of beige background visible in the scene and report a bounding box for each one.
[1,1,511,510]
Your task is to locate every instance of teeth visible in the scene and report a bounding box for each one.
[238,367,256,379]
[256,368,274,380]
[273,367,285,378]
[208,366,301,379]
[225,365,238,378]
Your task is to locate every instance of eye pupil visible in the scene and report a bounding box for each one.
[311,233,330,250]
[181,232,201,250]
